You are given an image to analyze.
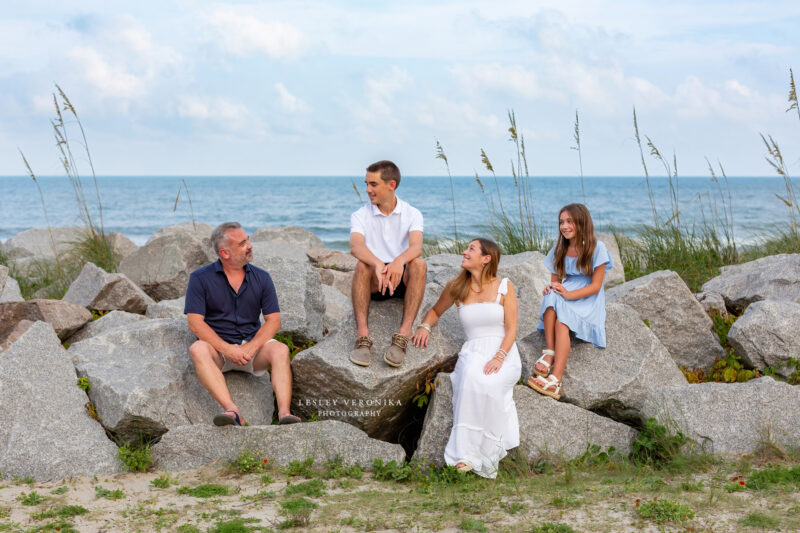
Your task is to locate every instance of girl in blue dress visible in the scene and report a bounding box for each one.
[528,203,613,400]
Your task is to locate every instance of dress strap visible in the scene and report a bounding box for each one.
[495,278,509,303]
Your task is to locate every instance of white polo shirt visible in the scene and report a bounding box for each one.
[350,196,424,263]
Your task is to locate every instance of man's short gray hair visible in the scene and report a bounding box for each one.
[211,222,242,255]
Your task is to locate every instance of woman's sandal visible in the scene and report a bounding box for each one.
[533,349,555,378]
[456,462,473,473]
[527,374,562,400]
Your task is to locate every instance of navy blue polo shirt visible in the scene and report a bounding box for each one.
[184,260,280,344]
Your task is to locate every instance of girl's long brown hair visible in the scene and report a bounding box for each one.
[553,203,596,278]
[447,238,501,303]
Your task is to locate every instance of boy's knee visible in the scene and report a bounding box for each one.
[354,260,371,276]
[409,257,427,274]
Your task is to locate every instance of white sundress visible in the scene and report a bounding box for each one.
[444,277,521,479]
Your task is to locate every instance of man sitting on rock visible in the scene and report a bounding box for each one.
[185,222,301,426]
[349,160,427,367]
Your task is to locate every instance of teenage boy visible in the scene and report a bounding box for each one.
[349,160,427,367]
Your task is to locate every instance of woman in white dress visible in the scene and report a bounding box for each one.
[411,238,521,478]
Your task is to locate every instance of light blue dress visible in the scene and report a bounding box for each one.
[538,241,613,348]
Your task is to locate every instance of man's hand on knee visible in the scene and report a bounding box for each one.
[223,344,251,366]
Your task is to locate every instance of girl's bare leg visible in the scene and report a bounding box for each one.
[543,307,556,350]
[551,320,571,380]
[532,307,557,375]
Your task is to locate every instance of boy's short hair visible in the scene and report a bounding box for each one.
[366,160,401,186]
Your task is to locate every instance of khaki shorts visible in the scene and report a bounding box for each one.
[220,338,275,377]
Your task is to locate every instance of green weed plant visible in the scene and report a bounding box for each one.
[280,457,314,478]
[117,443,152,473]
[231,448,273,474]
[278,497,317,529]
[94,486,124,500]
[739,511,781,530]
[177,484,229,498]
[631,418,689,468]
[637,498,694,523]
[284,478,325,498]
[20,491,44,506]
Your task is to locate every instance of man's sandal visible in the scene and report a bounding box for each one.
[533,349,555,378]
[213,410,242,427]
[528,374,562,400]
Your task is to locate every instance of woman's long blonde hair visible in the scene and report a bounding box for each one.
[553,203,596,278]
[447,238,501,303]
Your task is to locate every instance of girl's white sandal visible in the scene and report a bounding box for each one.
[533,349,555,378]
[528,374,562,400]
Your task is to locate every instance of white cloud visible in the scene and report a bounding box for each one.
[177,95,260,133]
[673,76,781,121]
[416,96,502,135]
[349,66,412,131]
[449,63,564,102]
[274,83,308,112]
[207,9,304,59]
[65,16,182,102]
[68,46,146,100]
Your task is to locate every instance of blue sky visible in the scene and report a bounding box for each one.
[1,1,799,177]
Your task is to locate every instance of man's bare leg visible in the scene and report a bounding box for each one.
[253,340,294,418]
[352,260,377,337]
[189,340,239,416]
[398,257,427,337]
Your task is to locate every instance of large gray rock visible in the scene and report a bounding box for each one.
[119,233,212,300]
[251,240,308,263]
[607,270,725,369]
[291,297,461,441]
[63,262,155,314]
[519,302,686,422]
[0,265,24,303]
[597,233,625,288]
[0,319,35,352]
[0,265,8,293]
[641,377,800,454]
[150,222,214,249]
[3,226,83,261]
[0,321,120,480]
[695,290,728,319]
[317,267,353,297]
[701,254,800,311]
[152,420,405,472]
[728,300,800,379]
[69,319,274,444]
[105,231,138,262]
[322,284,350,333]
[0,299,91,340]
[414,373,635,466]
[251,225,324,250]
[146,296,186,319]
[250,257,324,342]
[307,248,359,272]
[65,310,149,344]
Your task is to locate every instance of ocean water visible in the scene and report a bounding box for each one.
[0,175,790,249]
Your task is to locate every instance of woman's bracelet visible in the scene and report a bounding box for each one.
[497,348,508,359]
[417,323,432,334]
